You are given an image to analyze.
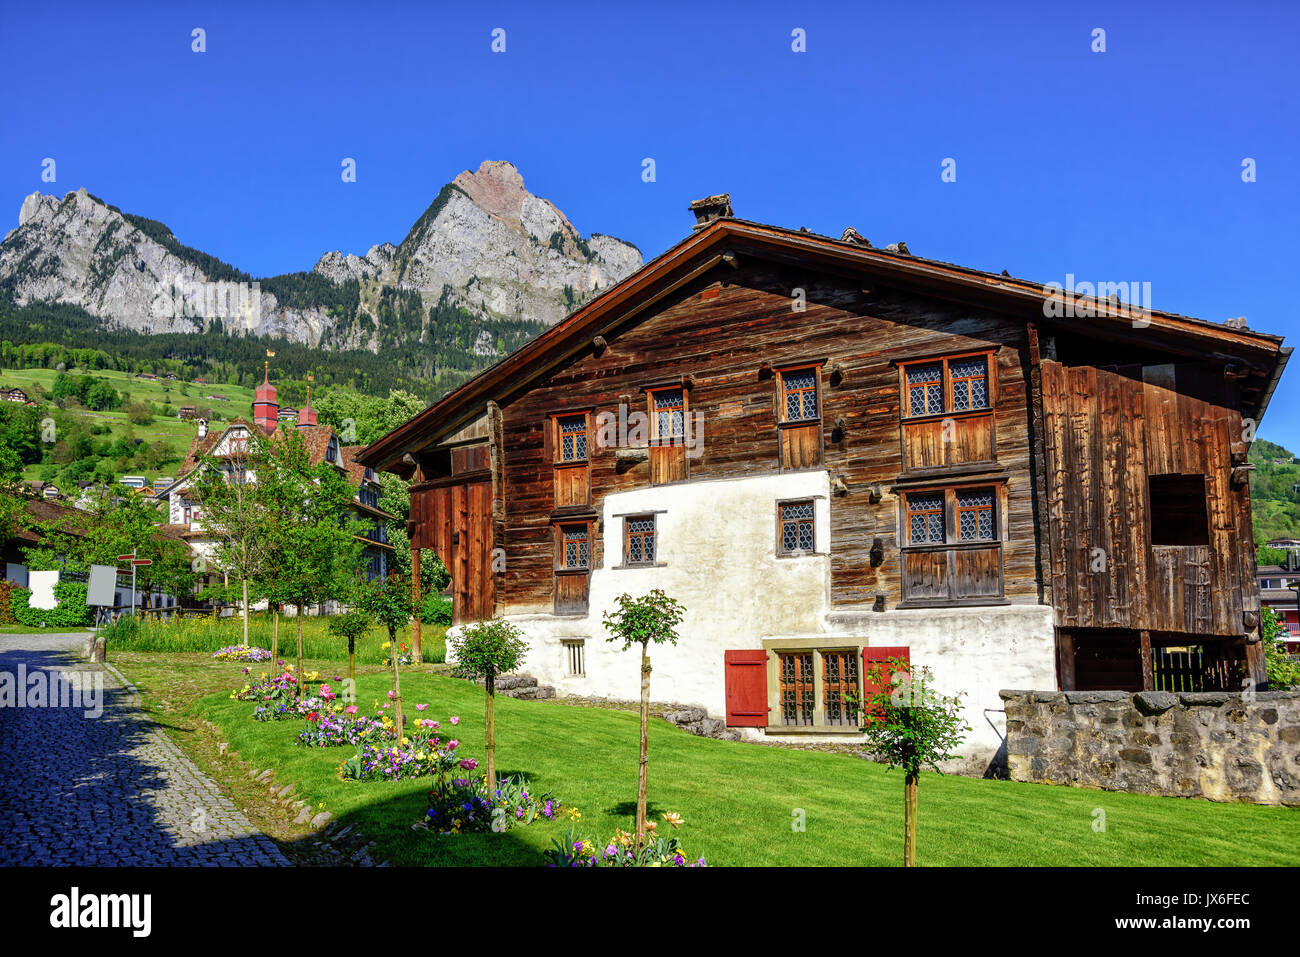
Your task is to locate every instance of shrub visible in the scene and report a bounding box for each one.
[0,580,16,625]
[420,593,453,626]
[10,581,91,628]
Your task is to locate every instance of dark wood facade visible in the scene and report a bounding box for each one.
[364,218,1287,691]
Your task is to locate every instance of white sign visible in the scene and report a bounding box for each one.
[87,565,118,607]
[28,570,60,610]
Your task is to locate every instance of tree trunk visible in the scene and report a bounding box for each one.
[348,636,355,686]
[390,628,404,744]
[485,670,496,791]
[411,548,422,663]
[904,772,918,867]
[271,606,279,671]
[241,578,249,647]
[636,641,651,849]
[295,604,305,701]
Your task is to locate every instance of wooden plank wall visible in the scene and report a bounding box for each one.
[493,262,1043,612]
[1041,361,1249,637]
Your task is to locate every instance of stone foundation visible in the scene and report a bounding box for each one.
[1000,689,1300,805]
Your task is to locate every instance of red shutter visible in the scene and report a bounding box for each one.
[862,646,911,721]
[725,650,769,727]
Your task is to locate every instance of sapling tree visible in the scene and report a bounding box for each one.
[449,619,528,791]
[859,660,968,867]
[602,589,685,848]
[359,571,415,741]
[328,607,372,687]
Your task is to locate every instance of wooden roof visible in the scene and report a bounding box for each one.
[357,217,1289,475]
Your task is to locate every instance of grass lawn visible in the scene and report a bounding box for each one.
[115,650,1300,867]
[109,611,446,665]
[0,624,93,634]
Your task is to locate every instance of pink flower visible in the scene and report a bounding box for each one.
[415,703,428,711]
[448,739,459,750]
[458,758,478,770]
[387,690,395,699]
[345,705,358,714]
[449,716,460,725]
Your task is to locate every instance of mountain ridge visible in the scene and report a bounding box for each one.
[0,161,643,365]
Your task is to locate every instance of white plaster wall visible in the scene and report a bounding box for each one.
[479,471,833,710]
[823,604,1057,773]
[466,470,1058,776]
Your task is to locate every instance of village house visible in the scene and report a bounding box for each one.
[357,198,1289,773]
[155,371,396,600]
[2,387,30,404]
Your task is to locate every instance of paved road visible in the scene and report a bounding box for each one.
[0,633,288,866]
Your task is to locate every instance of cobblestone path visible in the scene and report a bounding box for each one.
[0,634,289,866]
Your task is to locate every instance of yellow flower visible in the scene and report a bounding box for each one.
[381,641,391,650]
[663,812,684,829]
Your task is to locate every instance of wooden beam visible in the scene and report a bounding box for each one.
[1140,630,1154,691]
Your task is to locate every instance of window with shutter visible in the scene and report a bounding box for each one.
[624,515,657,565]
[778,652,816,726]
[861,646,911,724]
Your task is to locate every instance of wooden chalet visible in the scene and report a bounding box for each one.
[358,198,1289,771]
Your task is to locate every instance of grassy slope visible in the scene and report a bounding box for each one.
[116,652,1300,868]
[0,366,256,484]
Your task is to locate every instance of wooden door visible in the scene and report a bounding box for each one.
[411,477,495,624]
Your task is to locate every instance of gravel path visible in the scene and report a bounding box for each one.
[0,633,289,866]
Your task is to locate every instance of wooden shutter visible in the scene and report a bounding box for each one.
[861,646,911,722]
[724,650,769,727]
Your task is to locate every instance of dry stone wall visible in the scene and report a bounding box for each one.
[1000,689,1300,806]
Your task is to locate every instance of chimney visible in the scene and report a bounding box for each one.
[253,364,278,435]
[689,193,733,231]
[197,418,208,439]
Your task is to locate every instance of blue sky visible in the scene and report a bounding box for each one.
[2,1,1297,444]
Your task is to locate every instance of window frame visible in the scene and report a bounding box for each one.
[776,364,822,424]
[622,513,658,567]
[901,483,1004,549]
[555,522,592,571]
[776,499,818,556]
[761,637,870,734]
[647,386,689,444]
[897,349,996,421]
[553,412,591,464]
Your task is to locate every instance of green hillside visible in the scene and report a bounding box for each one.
[0,366,257,488]
[1250,437,1300,543]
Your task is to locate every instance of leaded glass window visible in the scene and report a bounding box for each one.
[653,389,685,439]
[907,492,945,544]
[956,488,995,541]
[780,368,818,422]
[557,415,587,461]
[907,363,944,416]
[950,356,988,412]
[561,525,590,569]
[779,501,816,554]
[625,516,656,565]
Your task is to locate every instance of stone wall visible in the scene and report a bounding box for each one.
[1000,689,1300,806]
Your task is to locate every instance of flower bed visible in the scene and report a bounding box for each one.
[295,708,388,747]
[421,774,560,835]
[543,814,706,867]
[213,645,273,662]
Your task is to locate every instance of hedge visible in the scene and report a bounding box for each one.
[10,581,92,628]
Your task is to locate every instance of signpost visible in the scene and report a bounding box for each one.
[117,552,153,613]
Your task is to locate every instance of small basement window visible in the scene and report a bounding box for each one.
[1148,474,1209,546]
[563,639,585,677]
